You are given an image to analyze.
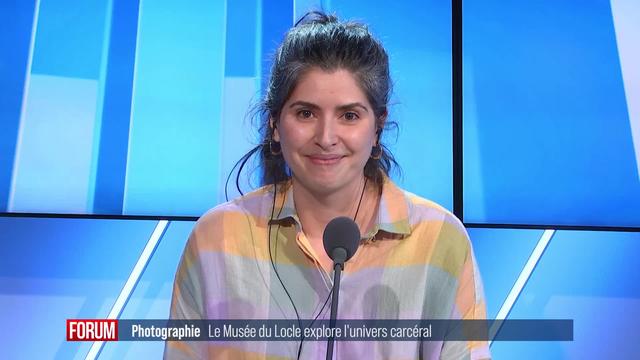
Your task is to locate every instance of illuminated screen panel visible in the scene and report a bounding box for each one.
[100,220,193,358]
[0,0,453,217]
[467,228,544,319]
[0,216,158,359]
[488,229,640,358]
[463,0,640,227]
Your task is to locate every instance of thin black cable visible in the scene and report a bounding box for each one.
[224,145,261,201]
[297,286,334,359]
[267,183,303,339]
[353,177,368,224]
[266,183,308,359]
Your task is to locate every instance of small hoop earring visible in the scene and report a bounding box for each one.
[270,140,282,156]
[370,144,382,160]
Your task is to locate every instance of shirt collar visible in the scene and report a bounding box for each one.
[270,177,412,238]
[271,181,297,222]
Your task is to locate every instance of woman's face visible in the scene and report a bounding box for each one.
[274,67,378,196]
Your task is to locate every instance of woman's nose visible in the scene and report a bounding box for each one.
[314,118,338,149]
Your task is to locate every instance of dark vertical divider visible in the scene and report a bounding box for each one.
[452,0,463,221]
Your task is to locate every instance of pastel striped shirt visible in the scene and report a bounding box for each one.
[165,178,491,359]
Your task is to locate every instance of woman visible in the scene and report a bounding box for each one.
[166,12,490,360]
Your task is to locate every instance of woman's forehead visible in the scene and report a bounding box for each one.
[285,68,371,108]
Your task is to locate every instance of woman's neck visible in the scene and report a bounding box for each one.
[292,177,378,241]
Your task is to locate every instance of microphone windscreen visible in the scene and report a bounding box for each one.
[323,216,360,263]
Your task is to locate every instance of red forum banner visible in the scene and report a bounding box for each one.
[67,319,118,341]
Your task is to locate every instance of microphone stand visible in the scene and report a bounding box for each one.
[326,260,344,360]
[322,217,360,360]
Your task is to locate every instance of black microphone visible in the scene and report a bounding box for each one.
[323,216,360,360]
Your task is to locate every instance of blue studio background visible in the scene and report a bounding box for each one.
[0,0,639,359]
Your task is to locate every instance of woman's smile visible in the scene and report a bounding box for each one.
[306,154,344,166]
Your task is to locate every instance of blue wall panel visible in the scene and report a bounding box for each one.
[123,0,226,216]
[463,0,640,227]
[0,216,157,359]
[0,1,35,212]
[30,0,109,79]
[469,228,544,318]
[101,220,194,358]
[225,0,258,77]
[9,0,113,214]
[10,75,99,213]
[93,0,140,214]
[261,0,293,94]
[490,230,640,358]
[219,78,261,201]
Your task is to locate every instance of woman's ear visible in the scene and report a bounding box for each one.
[374,128,382,146]
[270,118,280,142]
[378,109,388,128]
[375,110,387,144]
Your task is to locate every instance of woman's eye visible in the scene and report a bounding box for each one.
[298,110,313,119]
[344,112,359,121]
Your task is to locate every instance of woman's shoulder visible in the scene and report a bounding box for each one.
[393,186,474,276]
[393,186,470,248]
[386,181,465,232]
[196,185,282,232]
[183,185,277,252]
[196,185,275,226]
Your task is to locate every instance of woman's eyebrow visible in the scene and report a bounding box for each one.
[337,102,369,113]
[288,101,320,110]
[289,100,369,113]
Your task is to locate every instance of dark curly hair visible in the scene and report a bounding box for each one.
[226,11,399,199]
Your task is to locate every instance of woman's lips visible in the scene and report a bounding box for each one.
[307,155,343,165]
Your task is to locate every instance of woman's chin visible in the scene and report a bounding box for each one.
[293,175,358,197]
